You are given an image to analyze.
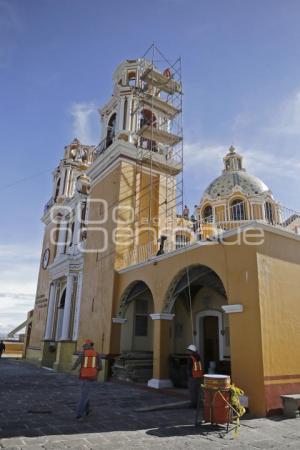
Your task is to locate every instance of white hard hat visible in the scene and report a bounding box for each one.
[187,344,197,352]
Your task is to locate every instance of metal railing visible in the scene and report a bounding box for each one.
[121,201,300,268]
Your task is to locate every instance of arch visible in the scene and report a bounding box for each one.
[106,113,117,146]
[54,177,61,202]
[58,288,66,308]
[118,280,155,357]
[202,204,213,222]
[265,201,274,224]
[230,198,246,221]
[162,263,230,375]
[127,71,136,87]
[163,264,227,314]
[140,109,157,128]
[118,280,154,318]
[140,109,157,151]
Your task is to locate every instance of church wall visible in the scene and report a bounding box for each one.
[114,162,137,270]
[76,164,122,354]
[27,221,58,358]
[115,235,267,415]
[257,230,300,413]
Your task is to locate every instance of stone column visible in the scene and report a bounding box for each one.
[73,203,82,252]
[117,96,125,132]
[44,282,57,340]
[147,313,174,389]
[72,272,83,341]
[56,221,68,256]
[60,274,75,341]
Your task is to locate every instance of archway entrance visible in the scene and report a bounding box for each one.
[164,265,230,386]
[113,281,154,383]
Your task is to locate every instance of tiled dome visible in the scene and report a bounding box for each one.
[204,171,270,200]
[201,146,273,201]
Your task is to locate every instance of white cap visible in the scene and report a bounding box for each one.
[187,344,197,352]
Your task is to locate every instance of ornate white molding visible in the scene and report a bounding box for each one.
[150,313,175,321]
[48,253,84,281]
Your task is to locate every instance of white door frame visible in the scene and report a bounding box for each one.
[196,310,224,362]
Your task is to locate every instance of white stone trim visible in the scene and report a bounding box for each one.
[44,282,57,340]
[150,313,175,321]
[221,304,244,314]
[147,378,173,389]
[112,317,127,324]
[72,272,83,340]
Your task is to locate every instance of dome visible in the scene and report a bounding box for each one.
[201,146,273,201]
[204,171,270,200]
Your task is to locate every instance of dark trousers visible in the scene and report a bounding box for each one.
[188,377,203,408]
[76,380,92,417]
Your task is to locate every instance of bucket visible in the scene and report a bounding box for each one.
[204,374,231,424]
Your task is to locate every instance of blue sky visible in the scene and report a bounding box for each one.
[1,0,300,333]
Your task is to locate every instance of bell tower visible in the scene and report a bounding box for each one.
[90,48,183,267]
[51,138,95,204]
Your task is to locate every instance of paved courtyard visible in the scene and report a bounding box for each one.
[0,359,299,449]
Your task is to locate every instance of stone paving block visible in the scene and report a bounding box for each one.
[0,438,25,447]
[1,360,300,449]
[250,440,284,449]
[0,447,22,450]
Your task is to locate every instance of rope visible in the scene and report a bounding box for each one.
[185,266,195,344]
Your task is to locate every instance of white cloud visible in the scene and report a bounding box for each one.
[70,102,99,145]
[183,140,300,212]
[0,244,40,334]
[267,90,300,136]
[184,141,300,180]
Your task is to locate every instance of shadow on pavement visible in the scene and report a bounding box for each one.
[146,423,227,438]
[0,360,197,439]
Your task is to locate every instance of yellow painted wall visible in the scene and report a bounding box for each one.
[76,163,121,353]
[28,221,57,350]
[257,231,300,377]
[115,233,267,415]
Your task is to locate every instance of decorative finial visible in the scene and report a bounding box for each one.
[229,145,236,154]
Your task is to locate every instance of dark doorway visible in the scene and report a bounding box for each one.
[202,315,219,371]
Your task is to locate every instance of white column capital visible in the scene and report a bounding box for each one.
[150,313,175,321]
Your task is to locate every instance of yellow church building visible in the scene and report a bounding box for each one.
[26,50,300,417]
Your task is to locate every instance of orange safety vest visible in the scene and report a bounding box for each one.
[79,349,98,380]
[191,355,203,378]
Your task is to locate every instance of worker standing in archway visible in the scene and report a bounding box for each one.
[72,339,102,421]
[187,344,203,409]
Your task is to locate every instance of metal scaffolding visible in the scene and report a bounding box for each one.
[132,44,184,258]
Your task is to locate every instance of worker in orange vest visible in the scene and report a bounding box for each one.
[72,339,102,420]
[187,344,203,409]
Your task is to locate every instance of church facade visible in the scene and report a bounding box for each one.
[26,58,300,417]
